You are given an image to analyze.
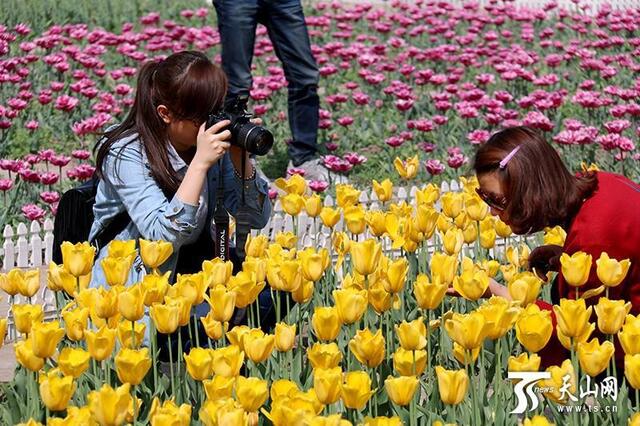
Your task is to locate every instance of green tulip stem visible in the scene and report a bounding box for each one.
[177,329,183,403]
[168,334,176,400]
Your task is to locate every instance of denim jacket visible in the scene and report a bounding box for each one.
[88,130,271,288]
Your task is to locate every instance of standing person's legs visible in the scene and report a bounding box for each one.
[262,0,320,168]
[213,0,260,103]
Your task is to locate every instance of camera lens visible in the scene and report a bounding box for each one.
[235,122,274,156]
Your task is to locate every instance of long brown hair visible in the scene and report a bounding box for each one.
[95,50,227,193]
[473,126,598,233]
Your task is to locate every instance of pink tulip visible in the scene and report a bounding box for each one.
[40,191,60,204]
[72,150,91,160]
[40,172,60,186]
[54,95,79,112]
[0,179,13,191]
[309,180,329,193]
[21,204,46,221]
[425,159,445,176]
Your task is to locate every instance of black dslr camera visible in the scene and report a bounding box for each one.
[206,97,274,156]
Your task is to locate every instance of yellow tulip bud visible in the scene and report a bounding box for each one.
[0,271,19,296]
[183,347,214,381]
[275,174,307,195]
[141,271,170,306]
[62,307,89,341]
[333,288,368,325]
[557,321,594,351]
[101,255,134,287]
[281,193,306,216]
[292,280,315,304]
[344,205,366,235]
[202,258,233,288]
[313,367,342,405]
[595,297,631,334]
[577,338,615,377]
[211,345,244,377]
[307,342,343,369]
[445,312,489,351]
[515,304,553,353]
[275,231,298,249]
[245,235,269,258]
[413,274,446,310]
[203,375,235,401]
[30,320,65,358]
[393,348,427,377]
[477,296,520,340]
[115,347,151,385]
[12,303,43,334]
[365,210,387,237]
[0,318,6,348]
[441,192,464,219]
[15,339,45,371]
[242,329,275,363]
[395,318,427,351]
[228,271,264,308]
[384,375,418,406]
[150,300,180,334]
[275,323,297,352]
[508,352,541,372]
[619,315,640,355]
[349,328,385,368]
[319,207,341,229]
[117,320,145,349]
[341,371,374,410]
[85,325,117,361]
[442,228,464,255]
[39,369,75,411]
[553,298,593,338]
[372,178,393,203]
[384,257,409,294]
[596,252,631,287]
[58,347,90,378]
[304,194,323,217]
[368,279,393,314]
[350,239,382,276]
[393,155,419,180]
[208,284,236,323]
[435,366,468,405]
[87,384,132,426]
[60,241,96,277]
[543,226,566,246]
[559,251,592,287]
[430,253,458,285]
[8,268,40,298]
[236,376,269,412]
[508,272,543,306]
[479,220,497,249]
[453,269,490,301]
[200,311,228,340]
[625,354,640,389]
[336,184,361,208]
[466,195,489,221]
[94,287,119,320]
[117,284,145,322]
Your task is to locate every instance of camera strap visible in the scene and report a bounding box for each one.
[234,148,252,261]
[213,163,230,261]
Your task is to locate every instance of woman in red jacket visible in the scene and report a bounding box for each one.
[473,125,640,365]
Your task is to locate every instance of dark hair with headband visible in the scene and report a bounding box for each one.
[94,51,228,193]
[473,126,598,234]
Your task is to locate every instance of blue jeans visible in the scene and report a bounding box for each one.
[213,0,320,166]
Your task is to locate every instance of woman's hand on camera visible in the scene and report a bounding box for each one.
[193,119,231,170]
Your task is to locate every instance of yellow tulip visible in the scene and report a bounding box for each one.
[540,360,576,404]
[435,366,468,405]
[319,207,341,229]
[275,231,298,249]
[508,353,541,372]
[47,406,93,426]
[452,342,479,365]
[364,210,387,238]
[395,317,427,351]
[383,257,409,294]
[227,271,264,308]
[479,219,496,249]
[281,193,306,216]
[106,239,136,258]
[368,279,393,314]
[500,264,518,284]
[183,347,214,381]
[333,288,367,325]
[508,272,543,306]
[226,325,251,349]
[341,371,374,410]
[477,296,520,340]
[275,323,297,352]
[15,339,45,371]
[308,342,343,369]
[207,284,236,323]
[466,195,489,221]
[336,184,361,208]
[270,379,299,401]
[274,173,307,195]
[577,338,615,377]
[393,155,419,180]
[462,222,477,245]
[116,284,145,322]
[101,256,134,287]
[200,312,227,340]
[236,376,269,412]
[312,367,342,405]
[203,375,235,401]
[430,253,458,285]
[85,325,117,361]
[441,192,464,219]
[349,328,385,368]
[542,226,566,246]
[202,258,233,288]
[149,398,191,426]
[311,306,342,341]
[595,297,631,334]
[559,251,592,287]
[8,268,40,298]
[515,304,553,353]
[39,369,75,411]
[12,303,43,334]
[444,311,490,351]
[150,300,180,334]
[117,320,145,349]
[524,415,555,426]
[58,347,90,378]
[115,347,151,385]
[553,298,593,338]
[393,348,427,376]
[384,375,418,406]
[87,383,132,426]
[292,280,314,304]
[625,354,640,389]
[141,271,170,306]
[242,329,275,363]
[60,241,96,277]
[415,183,440,206]
[245,235,269,258]
[0,271,19,296]
[619,315,640,355]
[596,252,631,287]
[344,205,366,235]
[413,274,447,310]
[0,318,6,347]
[298,248,329,282]
[453,269,490,301]
[30,320,64,358]
[62,307,89,341]
[557,322,594,351]
[442,228,464,256]
[211,345,244,377]
[304,194,323,217]
[138,239,173,270]
[415,205,439,239]
[94,287,119,320]
[630,412,640,426]
[350,239,382,276]
[372,178,393,203]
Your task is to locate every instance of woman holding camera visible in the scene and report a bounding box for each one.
[473,125,640,366]
[89,50,271,285]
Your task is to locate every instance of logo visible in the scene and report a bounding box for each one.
[509,372,551,414]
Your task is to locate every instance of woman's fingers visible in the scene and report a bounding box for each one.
[205,119,231,135]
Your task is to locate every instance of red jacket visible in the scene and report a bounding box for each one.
[535,171,640,367]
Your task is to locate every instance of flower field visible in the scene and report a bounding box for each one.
[1,0,640,224]
[2,0,640,425]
